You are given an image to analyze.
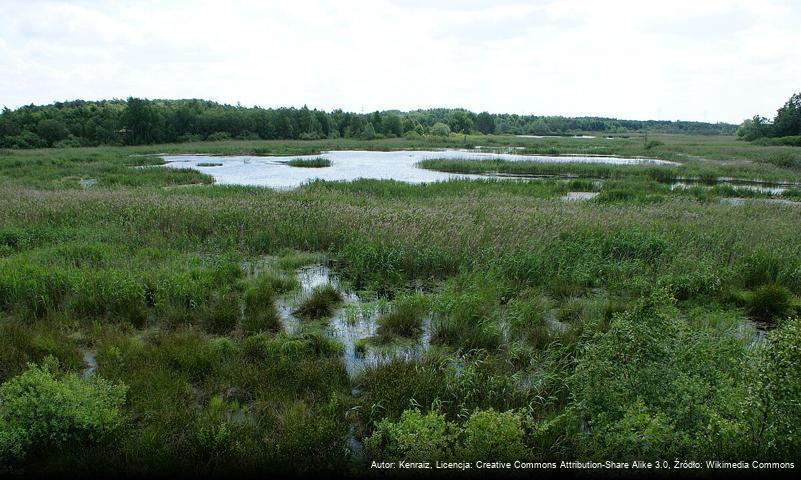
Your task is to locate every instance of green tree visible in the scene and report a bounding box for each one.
[122,97,158,144]
[362,122,376,140]
[383,114,403,137]
[447,111,473,133]
[474,111,494,134]
[773,92,801,137]
[430,122,451,137]
[737,115,772,141]
[35,119,69,146]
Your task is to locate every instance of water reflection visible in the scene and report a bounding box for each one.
[277,264,432,376]
[161,149,671,189]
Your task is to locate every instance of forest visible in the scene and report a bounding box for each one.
[0,98,737,149]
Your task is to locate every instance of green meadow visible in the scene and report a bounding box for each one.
[1,133,800,474]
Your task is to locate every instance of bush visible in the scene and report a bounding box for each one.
[365,409,457,461]
[0,357,127,463]
[365,408,528,462]
[460,409,527,460]
[206,132,231,142]
[585,399,688,460]
[361,123,376,140]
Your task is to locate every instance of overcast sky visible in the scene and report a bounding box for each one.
[1,0,799,123]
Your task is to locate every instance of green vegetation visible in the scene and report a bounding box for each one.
[285,157,331,168]
[365,408,526,462]
[739,91,801,142]
[1,133,800,474]
[430,122,451,137]
[0,357,127,464]
[376,293,428,338]
[243,277,281,334]
[0,98,736,149]
[292,285,343,320]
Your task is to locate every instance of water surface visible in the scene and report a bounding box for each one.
[276,264,432,376]
[161,149,671,189]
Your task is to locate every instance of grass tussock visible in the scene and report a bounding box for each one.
[285,157,331,168]
[376,293,428,338]
[292,285,342,320]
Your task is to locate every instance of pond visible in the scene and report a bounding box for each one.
[160,149,672,189]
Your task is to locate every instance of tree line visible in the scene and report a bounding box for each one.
[0,98,736,149]
[738,92,801,144]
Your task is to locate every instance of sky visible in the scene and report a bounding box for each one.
[1,0,799,123]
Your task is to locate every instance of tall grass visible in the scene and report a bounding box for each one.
[285,157,332,168]
[376,293,428,338]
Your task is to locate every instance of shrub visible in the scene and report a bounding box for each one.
[569,290,752,459]
[0,357,127,463]
[365,409,457,461]
[460,409,527,461]
[206,131,231,142]
[361,123,376,140]
[585,399,688,460]
[365,408,527,462]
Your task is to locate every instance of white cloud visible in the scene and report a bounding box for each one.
[0,0,798,122]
